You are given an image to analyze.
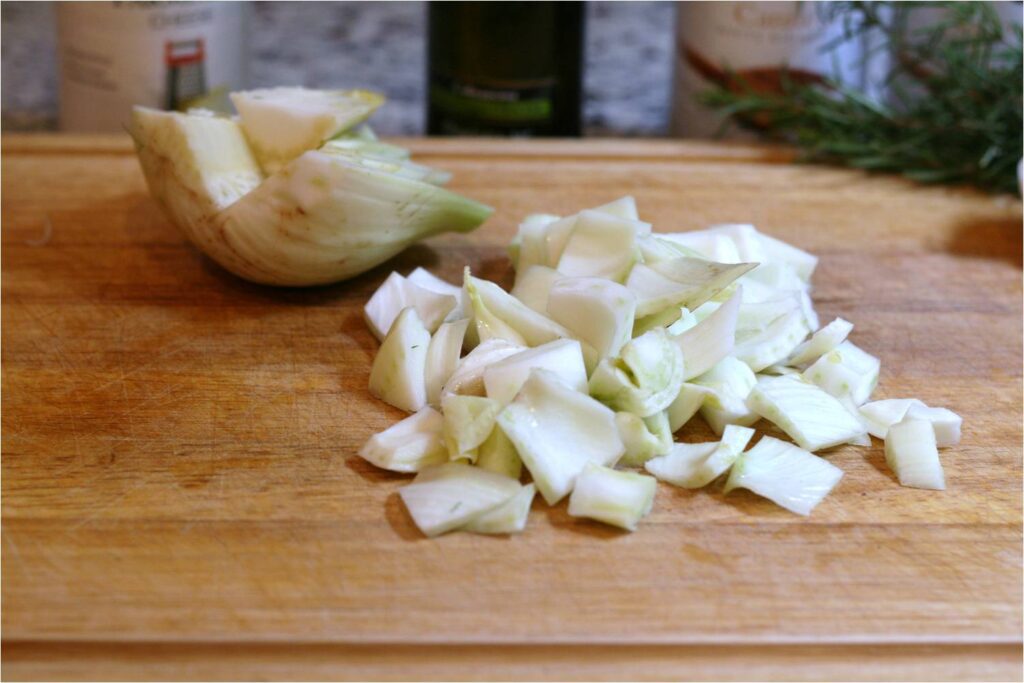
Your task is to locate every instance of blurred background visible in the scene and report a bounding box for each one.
[2,1,676,136]
[2,1,1021,192]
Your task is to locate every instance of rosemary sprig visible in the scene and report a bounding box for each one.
[701,2,1023,194]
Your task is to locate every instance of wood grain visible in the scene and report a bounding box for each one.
[2,134,1021,681]
[4,641,1021,682]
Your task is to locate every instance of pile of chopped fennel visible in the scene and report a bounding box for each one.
[358,197,962,536]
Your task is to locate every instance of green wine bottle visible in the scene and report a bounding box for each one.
[427,1,584,136]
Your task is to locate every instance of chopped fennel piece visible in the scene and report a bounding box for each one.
[398,462,521,537]
[483,338,588,405]
[624,265,685,317]
[589,329,685,417]
[405,284,459,333]
[616,410,672,466]
[517,199,641,273]
[667,224,767,263]
[465,272,575,348]
[441,338,524,397]
[359,407,447,473]
[407,267,468,321]
[859,398,919,439]
[556,210,642,282]
[905,403,962,448]
[541,215,579,267]
[463,483,535,535]
[522,211,561,227]
[593,195,641,221]
[797,290,820,332]
[405,267,460,296]
[692,357,760,435]
[441,395,502,460]
[668,224,817,281]
[673,287,742,381]
[645,424,755,488]
[675,227,819,280]
[510,265,563,314]
[847,432,872,447]
[466,274,526,345]
[743,260,808,293]
[644,410,673,448]
[648,257,756,305]
[693,356,757,395]
[698,393,759,437]
[707,282,735,305]
[694,296,724,314]
[520,212,560,232]
[547,277,637,360]
[731,276,779,304]
[758,231,818,282]
[665,307,699,335]
[787,317,854,367]
[368,307,430,412]
[692,300,723,319]
[632,304,685,337]
[425,318,469,406]
[733,308,811,372]
[644,442,715,482]
[636,295,719,337]
[691,422,756,484]
[701,224,767,262]
[885,418,945,490]
[511,213,560,273]
[364,272,457,341]
[802,341,880,408]
[637,234,702,264]
[858,398,965,446]
[363,272,407,341]
[747,375,866,452]
[724,436,843,515]
[230,87,383,173]
[567,463,657,531]
[626,258,755,318]
[667,382,713,432]
[497,369,624,504]
[637,236,676,265]
[662,228,743,263]
[693,294,722,314]
[739,260,819,331]
[736,294,802,336]
[476,426,523,480]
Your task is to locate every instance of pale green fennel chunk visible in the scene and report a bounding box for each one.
[568,463,657,531]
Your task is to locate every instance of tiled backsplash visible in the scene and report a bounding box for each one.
[1,1,676,136]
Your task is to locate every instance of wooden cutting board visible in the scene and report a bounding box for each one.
[2,135,1021,681]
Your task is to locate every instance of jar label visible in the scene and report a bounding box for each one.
[430,75,556,134]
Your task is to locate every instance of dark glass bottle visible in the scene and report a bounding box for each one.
[427,1,584,137]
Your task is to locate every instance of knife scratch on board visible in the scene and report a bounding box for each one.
[25,215,53,247]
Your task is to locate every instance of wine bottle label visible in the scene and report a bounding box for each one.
[429,75,557,135]
[56,2,248,132]
[671,1,863,139]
